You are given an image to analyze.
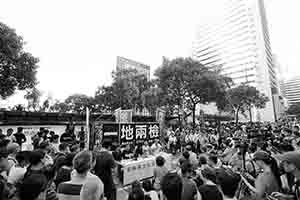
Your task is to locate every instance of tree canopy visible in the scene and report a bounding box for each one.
[154,57,229,126]
[217,84,269,123]
[0,22,39,99]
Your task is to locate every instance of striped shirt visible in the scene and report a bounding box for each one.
[57,183,83,200]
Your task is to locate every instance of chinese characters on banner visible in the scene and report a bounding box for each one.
[119,123,160,145]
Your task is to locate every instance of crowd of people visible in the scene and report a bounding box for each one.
[126,120,300,200]
[0,119,300,200]
[0,126,116,200]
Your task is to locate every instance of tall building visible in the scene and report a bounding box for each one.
[282,77,300,105]
[192,0,279,121]
[116,56,150,81]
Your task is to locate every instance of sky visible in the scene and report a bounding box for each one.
[1,0,300,105]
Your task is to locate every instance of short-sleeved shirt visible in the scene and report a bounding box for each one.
[181,177,198,200]
[198,184,223,200]
[57,183,83,200]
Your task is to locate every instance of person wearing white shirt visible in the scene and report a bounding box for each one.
[7,151,28,185]
[151,139,162,155]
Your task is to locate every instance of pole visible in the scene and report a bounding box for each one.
[86,107,90,150]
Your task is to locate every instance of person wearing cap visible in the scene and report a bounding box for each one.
[252,151,282,198]
[271,151,300,200]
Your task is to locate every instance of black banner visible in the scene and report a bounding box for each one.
[119,123,160,145]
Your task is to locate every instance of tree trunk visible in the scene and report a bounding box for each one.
[249,107,252,122]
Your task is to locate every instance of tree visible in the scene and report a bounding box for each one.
[141,86,163,115]
[286,103,300,116]
[24,88,41,111]
[0,22,39,99]
[95,68,151,112]
[50,100,70,113]
[154,57,228,127]
[217,84,269,124]
[64,94,95,113]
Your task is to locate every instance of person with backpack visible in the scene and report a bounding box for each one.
[53,143,70,172]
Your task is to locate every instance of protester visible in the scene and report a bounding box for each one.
[53,143,70,172]
[12,127,26,149]
[161,172,182,200]
[186,144,198,169]
[39,141,54,166]
[19,174,47,200]
[57,151,98,200]
[7,151,29,185]
[80,176,104,200]
[60,128,76,145]
[6,143,20,166]
[43,165,58,200]
[180,161,198,200]
[6,129,14,142]
[78,127,85,150]
[50,135,60,155]
[252,151,282,198]
[197,167,222,200]
[153,156,168,192]
[142,180,159,200]
[128,181,145,200]
[216,168,241,200]
[271,151,300,200]
[94,144,116,200]
[54,152,76,187]
[24,150,47,179]
[151,139,162,155]
[32,129,45,150]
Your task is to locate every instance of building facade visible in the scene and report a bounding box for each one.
[116,56,151,81]
[192,0,279,121]
[282,77,300,105]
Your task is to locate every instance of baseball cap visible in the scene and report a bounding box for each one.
[276,151,300,169]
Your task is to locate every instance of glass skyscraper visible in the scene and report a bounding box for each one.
[192,0,279,121]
